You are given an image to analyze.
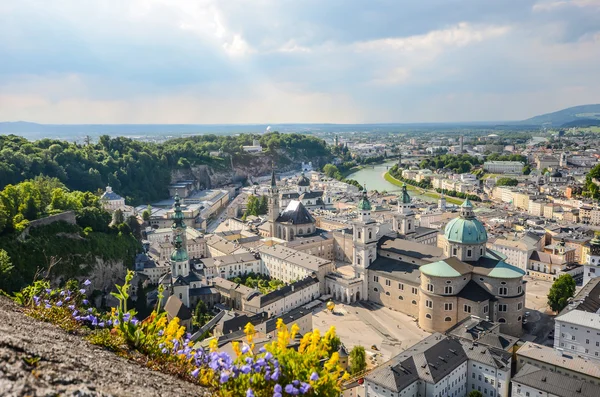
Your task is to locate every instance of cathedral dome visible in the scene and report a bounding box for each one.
[171,248,189,262]
[444,199,487,244]
[297,172,310,187]
[357,191,372,211]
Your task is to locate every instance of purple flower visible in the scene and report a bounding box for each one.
[191,368,200,378]
[310,372,319,381]
[79,289,86,294]
[256,358,266,367]
[265,351,273,360]
[158,329,164,336]
[87,308,93,313]
[82,299,89,305]
[293,380,300,387]
[285,384,298,395]
[299,382,311,394]
[240,365,251,374]
[56,301,63,307]
[91,316,98,326]
[131,318,139,326]
[246,389,254,397]
[68,305,75,310]
[274,384,282,393]
[98,322,105,328]
[45,303,51,309]
[245,357,253,364]
[220,372,229,383]
[33,296,40,306]
[60,290,66,296]
[107,320,112,326]
[72,310,79,317]
[123,313,131,322]
[114,319,119,326]
[259,347,266,353]
[241,344,250,354]
[83,279,91,286]
[271,369,280,381]
[274,394,282,397]
[74,316,81,321]
[45,289,52,295]
[162,348,168,354]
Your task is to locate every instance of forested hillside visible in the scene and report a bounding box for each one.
[0,132,331,205]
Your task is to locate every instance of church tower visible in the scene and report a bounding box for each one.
[393,184,415,236]
[170,193,189,278]
[268,166,280,239]
[438,190,447,211]
[353,190,377,268]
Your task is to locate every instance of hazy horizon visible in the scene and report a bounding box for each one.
[1,1,599,124]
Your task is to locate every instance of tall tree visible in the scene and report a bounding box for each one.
[548,274,576,312]
[0,249,14,292]
[349,345,367,375]
[112,209,124,225]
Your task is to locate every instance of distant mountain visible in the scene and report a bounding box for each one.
[522,104,600,126]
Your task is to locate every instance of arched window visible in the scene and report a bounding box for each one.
[498,318,506,323]
[374,288,378,292]
[179,293,182,299]
[298,228,304,235]
[369,231,372,239]
[358,231,361,239]
[444,317,452,322]
[426,314,432,319]
[398,296,404,300]
[411,300,417,305]
[385,291,390,296]
[518,316,522,321]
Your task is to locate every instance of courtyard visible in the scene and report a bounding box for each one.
[312,300,430,365]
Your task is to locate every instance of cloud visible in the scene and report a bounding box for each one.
[0,0,598,123]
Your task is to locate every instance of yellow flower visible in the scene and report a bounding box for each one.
[244,323,256,343]
[276,318,284,329]
[290,323,300,340]
[299,333,311,353]
[232,341,241,356]
[209,338,218,352]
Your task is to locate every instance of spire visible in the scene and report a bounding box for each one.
[172,191,186,230]
[460,198,474,218]
[270,162,277,188]
[401,183,411,204]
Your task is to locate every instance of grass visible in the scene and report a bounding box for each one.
[384,172,463,205]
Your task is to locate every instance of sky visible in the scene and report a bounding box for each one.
[0,0,599,124]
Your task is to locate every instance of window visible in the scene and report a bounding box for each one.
[398,296,404,300]
[444,303,453,311]
[412,287,418,295]
[427,283,434,292]
[483,305,489,314]
[426,300,433,308]
[412,300,417,305]
[426,313,432,319]
[453,248,457,255]
[385,291,390,296]
[517,302,523,310]
[385,279,391,286]
[464,304,472,313]
[467,249,472,257]
[517,286,522,294]
[498,318,506,323]
[369,231,372,239]
[373,288,378,292]
[445,286,453,294]
[358,232,361,239]
[398,283,404,290]
[445,317,452,322]
[498,304,507,312]
[373,275,379,282]
[498,287,508,296]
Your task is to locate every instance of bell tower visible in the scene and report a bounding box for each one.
[268,166,279,238]
[393,183,415,236]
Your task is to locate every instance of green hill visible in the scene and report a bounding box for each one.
[522,104,600,126]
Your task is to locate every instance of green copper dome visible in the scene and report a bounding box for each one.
[171,248,189,262]
[444,200,487,245]
[357,191,372,211]
[400,184,411,204]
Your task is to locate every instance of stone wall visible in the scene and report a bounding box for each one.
[19,211,77,239]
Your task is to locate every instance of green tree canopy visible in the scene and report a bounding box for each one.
[548,274,576,312]
[495,177,519,187]
[468,391,483,397]
[0,249,14,292]
[349,345,367,375]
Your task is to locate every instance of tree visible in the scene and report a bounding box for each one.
[548,274,576,312]
[496,177,519,187]
[112,208,124,225]
[523,164,532,175]
[349,345,367,375]
[468,391,483,397]
[0,249,14,292]
[327,335,342,355]
[323,164,340,178]
[126,215,142,240]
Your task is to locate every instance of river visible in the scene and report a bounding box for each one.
[345,160,438,203]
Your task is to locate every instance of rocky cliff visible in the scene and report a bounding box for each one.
[0,297,211,397]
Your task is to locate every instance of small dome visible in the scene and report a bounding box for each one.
[357,192,372,211]
[171,248,188,262]
[297,172,310,186]
[444,217,487,244]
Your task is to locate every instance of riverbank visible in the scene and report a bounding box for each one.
[383,172,464,205]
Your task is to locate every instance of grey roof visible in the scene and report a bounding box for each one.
[412,226,438,239]
[366,334,467,392]
[189,286,218,296]
[276,200,315,225]
[459,340,511,370]
[377,236,444,262]
[456,280,495,303]
[164,295,192,321]
[446,316,518,351]
[300,191,324,200]
[100,190,123,201]
[258,245,331,272]
[517,342,600,379]
[513,364,600,397]
[262,305,312,334]
[368,257,421,284]
[200,252,259,268]
[281,192,300,200]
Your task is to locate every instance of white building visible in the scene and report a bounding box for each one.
[584,233,600,286]
[100,186,126,211]
[512,364,600,397]
[199,252,261,280]
[554,278,600,362]
[483,161,524,174]
[242,139,263,153]
[488,232,543,271]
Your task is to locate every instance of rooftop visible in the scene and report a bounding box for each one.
[517,342,600,379]
[258,244,331,271]
[513,364,600,397]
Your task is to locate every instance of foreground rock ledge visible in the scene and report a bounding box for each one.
[0,297,211,397]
